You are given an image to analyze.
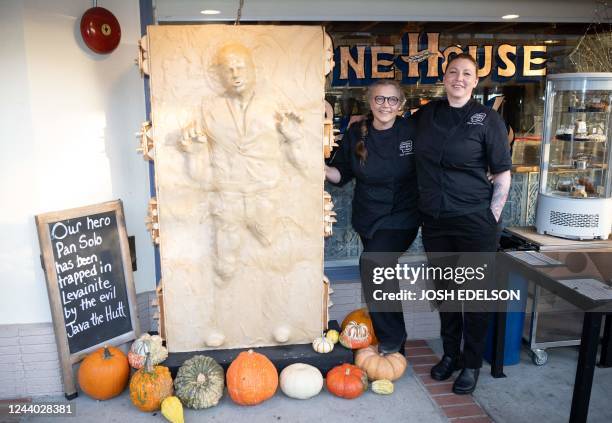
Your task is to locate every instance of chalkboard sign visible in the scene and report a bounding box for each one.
[36,200,140,398]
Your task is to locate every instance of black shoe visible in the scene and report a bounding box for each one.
[430,355,459,381]
[452,368,480,395]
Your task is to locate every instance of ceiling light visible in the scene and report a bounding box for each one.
[544,40,559,44]
[201,9,221,15]
[502,14,520,20]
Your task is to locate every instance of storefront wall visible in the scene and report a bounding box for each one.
[0,0,600,398]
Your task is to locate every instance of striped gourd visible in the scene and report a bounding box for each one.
[174,355,224,409]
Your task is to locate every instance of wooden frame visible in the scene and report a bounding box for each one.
[35,200,140,399]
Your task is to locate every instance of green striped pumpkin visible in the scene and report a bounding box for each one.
[174,355,224,409]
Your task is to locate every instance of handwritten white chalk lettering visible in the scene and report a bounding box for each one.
[76,254,98,268]
[66,320,90,338]
[87,216,111,229]
[78,232,102,249]
[98,286,116,303]
[90,312,104,326]
[61,277,111,305]
[64,306,76,324]
[57,264,98,289]
[55,260,74,273]
[105,301,127,321]
[79,296,96,310]
[51,221,82,241]
[99,262,112,274]
[54,241,76,260]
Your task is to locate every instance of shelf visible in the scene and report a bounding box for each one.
[553,136,607,143]
[547,165,608,172]
[554,109,609,114]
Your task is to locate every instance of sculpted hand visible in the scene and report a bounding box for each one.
[179,120,207,153]
[276,110,304,143]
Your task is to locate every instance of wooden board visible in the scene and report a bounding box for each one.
[506,226,612,250]
[35,200,140,398]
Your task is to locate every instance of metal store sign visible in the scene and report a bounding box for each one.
[332,32,547,86]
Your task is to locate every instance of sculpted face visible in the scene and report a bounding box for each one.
[216,46,255,96]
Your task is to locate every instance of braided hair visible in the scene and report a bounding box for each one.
[355,80,405,164]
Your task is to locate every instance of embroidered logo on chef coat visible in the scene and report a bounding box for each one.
[399,140,413,156]
[467,112,486,125]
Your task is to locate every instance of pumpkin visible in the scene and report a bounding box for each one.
[174,355,224,409]
[312,335,334,353]
[77,345,129,400]
[325,363,368,399]
[129,353,174,412]
[128,333,168,369]
[372,379,394,395]
[339,321,372,349]
[341,308,378,345]
[279,363,323,400]
[161,396,184,423]
[325,329,339,344]
[226,349,278,405]
[354,345,407,381]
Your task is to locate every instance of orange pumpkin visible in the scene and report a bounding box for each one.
[339,321,372,349]
[129,353,174,412]
[226,349,278,405]
[325,363,368,399]
[354,345,407,381]
[341,308,378,345]
[78,345,130,400]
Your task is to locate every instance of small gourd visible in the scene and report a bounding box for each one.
[129,353,174,412]
[339,321,372,349]
[372,379,394,395]
[174,355,225,409]
[161,396,184,423]
[312,335,334,353]
[128,333,168,369]
[325,329,339,344]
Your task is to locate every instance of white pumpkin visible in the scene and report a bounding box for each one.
[279,363,323,400]
[312,336,334,353]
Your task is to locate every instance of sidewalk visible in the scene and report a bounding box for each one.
[8,339,612,423]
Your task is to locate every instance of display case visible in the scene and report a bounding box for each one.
[536,73,612,239]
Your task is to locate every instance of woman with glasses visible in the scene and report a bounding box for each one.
[325,80,419,355]
[413,53,512,394]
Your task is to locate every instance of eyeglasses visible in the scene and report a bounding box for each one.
[373,95,400,106]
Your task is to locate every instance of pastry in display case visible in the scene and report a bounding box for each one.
[536,73,612,240]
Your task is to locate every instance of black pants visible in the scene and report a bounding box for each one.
[359,228,419,353]
[422,209,498,369]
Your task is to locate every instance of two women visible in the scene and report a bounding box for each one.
[326,53,511,395]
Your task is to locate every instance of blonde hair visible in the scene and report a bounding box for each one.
[356,80,405,164]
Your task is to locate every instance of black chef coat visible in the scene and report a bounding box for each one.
[413,99,512,219]
[329,117,420,238]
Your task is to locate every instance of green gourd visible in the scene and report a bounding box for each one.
[174,355,224,409]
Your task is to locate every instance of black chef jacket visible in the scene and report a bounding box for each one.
[413,99,512,219]
[329,117,420,238]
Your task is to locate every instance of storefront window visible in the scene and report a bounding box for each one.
[323,21,592,261]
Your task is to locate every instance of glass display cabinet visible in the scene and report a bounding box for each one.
[536,73,612,239]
